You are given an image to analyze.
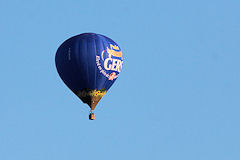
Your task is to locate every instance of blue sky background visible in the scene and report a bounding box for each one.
[0,0,240,159]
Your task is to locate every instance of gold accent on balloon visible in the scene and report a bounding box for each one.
[107,47,122,58]
[75,89,107,110]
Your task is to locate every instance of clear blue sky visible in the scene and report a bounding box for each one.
[0,0,240,159]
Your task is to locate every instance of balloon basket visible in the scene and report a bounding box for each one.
[89,113,95,120]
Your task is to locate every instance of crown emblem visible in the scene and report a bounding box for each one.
[110,44,120,51]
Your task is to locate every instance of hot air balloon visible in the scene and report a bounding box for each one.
[55,33,123,120]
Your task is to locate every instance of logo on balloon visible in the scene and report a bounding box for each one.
[96,44,123,80]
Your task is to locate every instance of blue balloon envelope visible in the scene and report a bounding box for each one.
[55,33,123,113]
